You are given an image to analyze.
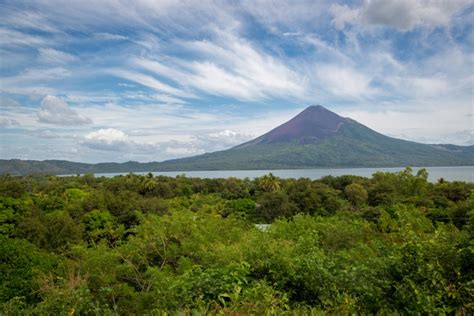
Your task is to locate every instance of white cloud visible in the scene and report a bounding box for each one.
[107,69,192,99]
[187,33,306,100]
[17,67,70,81]
[450,130,474,146]
[3,10,60,33]
[315,64,375,99]
[0,28,47,47]
[0,142,82,161]
[119,91,187,105]
[37,130,62,139]
[165,146,203,156]
[163,129,253,157]
[78,103,219,135]
[38,48,77,64]
[4,0,238,43]
[400,76,450,98]
[1,67,70,96]
[83,128,131,151]
[240,0,330,33]
[330,4,359,30]
[132,32,306,101]
[80,124,255,160]
[0,96,21,108]
[339,99,474,145]
[0,118,20,128]
[331,0,472,31]
[37,95,92,125]
[81,126,250,157]
[363,0,470,30]
[85,128,128,143]
[195,129,252,151]
[93,32,129,41]
[82,128,174,157]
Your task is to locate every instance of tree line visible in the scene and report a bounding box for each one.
[1,168,473,314]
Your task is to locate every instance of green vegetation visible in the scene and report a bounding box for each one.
[1,168,473,314]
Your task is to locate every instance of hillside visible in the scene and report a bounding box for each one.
[2,168,473,314]
[157,105,474,170]
[1,105,473,175]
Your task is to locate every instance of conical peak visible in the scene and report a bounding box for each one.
[306,104,326,110]
[300,104,337,115]
[293,104,343,124]
[244,104,347,145]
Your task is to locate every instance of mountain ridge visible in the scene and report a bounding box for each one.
[1,105,473,175]
[155,105,473,171]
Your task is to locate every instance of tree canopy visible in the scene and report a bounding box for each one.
[1,168,473,314]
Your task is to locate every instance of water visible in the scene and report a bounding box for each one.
[93,166,474,183]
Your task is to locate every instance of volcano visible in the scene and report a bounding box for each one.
[236,105,349,147]
[2,105,473,175]
[156,105,474,170]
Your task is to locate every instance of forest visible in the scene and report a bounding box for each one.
[1,168,473,314]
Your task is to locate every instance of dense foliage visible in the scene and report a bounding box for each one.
[1,168,473,314]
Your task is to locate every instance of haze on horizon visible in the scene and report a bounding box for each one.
[1,0,473,163]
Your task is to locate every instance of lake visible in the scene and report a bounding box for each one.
[94,166,474,182]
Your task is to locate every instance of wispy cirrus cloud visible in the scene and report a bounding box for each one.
[1,67,69,96]
[107,69,193,99]
[314,64,376,99]
[0,28,47,47]
[93,32,129,41]
[38,48,77,64]
[131,33,306,101]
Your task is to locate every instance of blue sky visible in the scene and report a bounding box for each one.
[1,0,473,163]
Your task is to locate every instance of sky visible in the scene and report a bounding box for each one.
[0,0,473,163]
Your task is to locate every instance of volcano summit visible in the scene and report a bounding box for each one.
[236,105,350,147]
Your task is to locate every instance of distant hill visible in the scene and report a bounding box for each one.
[1,105,473,175]
[0,159,164,176]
